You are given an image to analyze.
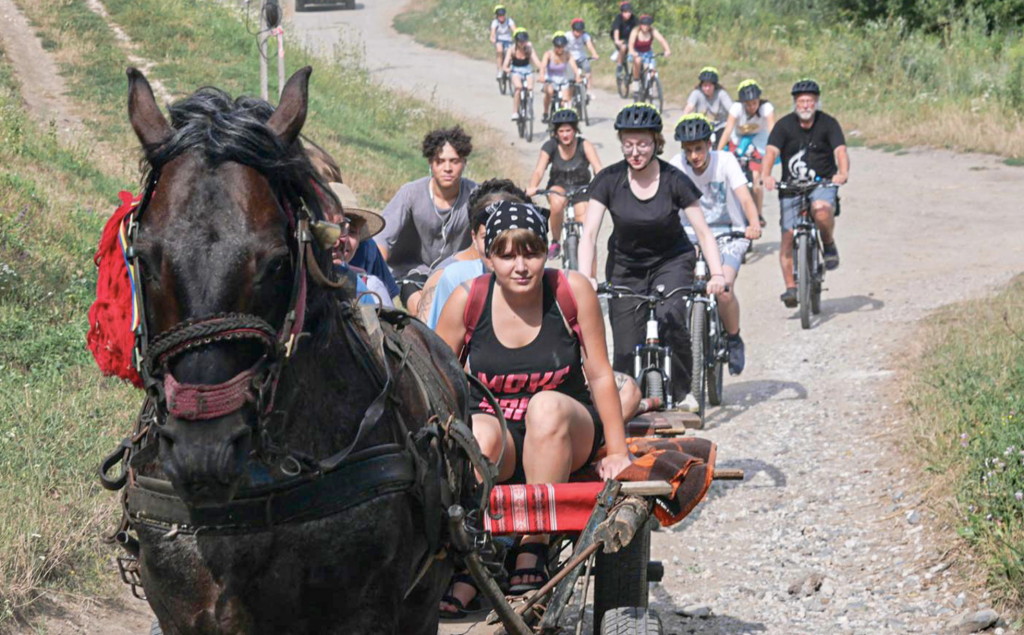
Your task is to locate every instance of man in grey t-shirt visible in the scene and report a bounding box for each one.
[375,126,478,313]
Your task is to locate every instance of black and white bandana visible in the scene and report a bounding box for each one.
[484,200,548,254]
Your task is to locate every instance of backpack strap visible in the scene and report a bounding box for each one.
[545,269,588,359]
[460,274,493,366]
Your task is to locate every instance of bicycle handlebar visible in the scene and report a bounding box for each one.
[597,283,690,302]
[535,185,589,198]
[777,180,841,194]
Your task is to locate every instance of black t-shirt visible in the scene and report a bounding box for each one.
[767,111,845,187]
[610,14,637,42]
[589,159,702,268]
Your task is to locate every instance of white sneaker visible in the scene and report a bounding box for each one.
[678,393,700,413]
[610,50,619,62]
[511,113,519,121]
[496,71,503,79]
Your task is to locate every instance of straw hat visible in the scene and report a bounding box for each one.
[328,182,386,241]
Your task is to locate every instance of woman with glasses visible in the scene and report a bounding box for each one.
[578,103,726,413]
[327,182,395,307]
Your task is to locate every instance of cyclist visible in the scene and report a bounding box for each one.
[525,108,602,267]
[761,79,849,307]
[610,2,637,69]
[504,28,542,122]
[490,5,516,80]
[579,104,726,413]
[539,32,581,123]
[669,114,762,375]
[566,18,599,95]
[683,67,734,130]
[627,14,671,97]
[436,200,631,612]
[716,79,774,222]
[375,126,478,314]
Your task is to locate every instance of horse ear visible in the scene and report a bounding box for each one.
[127,68,172,149]
[267,66,312,146]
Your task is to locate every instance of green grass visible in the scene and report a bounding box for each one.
[396,0,1024,158]
[907,275,1024,615]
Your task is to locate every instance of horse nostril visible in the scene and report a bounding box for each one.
[214,427,252,486]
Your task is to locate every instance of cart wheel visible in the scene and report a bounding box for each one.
[600,607,663,634]
[593,520,651,634]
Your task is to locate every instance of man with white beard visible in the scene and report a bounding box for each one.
[761,79,849,308]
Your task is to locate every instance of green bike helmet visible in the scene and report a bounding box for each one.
[494,4,506,16]
[513,27,529,42]
[614,103,663,132]
[698,66,720,84]
[551,107,580,127]
[674,113,714,142]
[737,79,762,102]
[552,31,568,47]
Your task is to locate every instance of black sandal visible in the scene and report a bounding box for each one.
[439,573,483,620]
[508,542,550,595]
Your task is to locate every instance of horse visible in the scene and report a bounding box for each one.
[116,66,471,634]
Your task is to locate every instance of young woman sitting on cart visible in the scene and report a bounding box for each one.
[435,200,632,617]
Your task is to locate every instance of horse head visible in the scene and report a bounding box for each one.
[127,67,326,506]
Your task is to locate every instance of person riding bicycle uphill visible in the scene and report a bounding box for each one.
[566,18,599,94]
[540,32,582,124]
[717,79,775,222]
[669,114,762,375]
[490,5,516,80]
[504,28,542,122]
[579,103,726,413]
[525,108,602,267]
[627,15,671,97]
[375,126,478,314]
[435,200,631,614]
[610,2,637,69]
[761,79,849,307]
[683,67,734,129]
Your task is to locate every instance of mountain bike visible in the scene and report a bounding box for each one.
[570,72,593,126]
[597,283,690,411]
[544,80,572,131]
[687,232,741,428]
[615,48,631,98]
[778,180,840,329]
[535,185,589,272]
[496,43,511,95]
[633,54,663,113]
[515,85,534,142]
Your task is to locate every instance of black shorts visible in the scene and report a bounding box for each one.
[471,401,604,484]
[398,272,429,305]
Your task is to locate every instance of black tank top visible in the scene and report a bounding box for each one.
[467,275,592,422]
[542,138,592,188]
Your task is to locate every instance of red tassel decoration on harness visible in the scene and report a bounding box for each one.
[86,191,143,388]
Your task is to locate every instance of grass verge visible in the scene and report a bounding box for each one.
[395,0,1024,158]
[906,275,1024,616]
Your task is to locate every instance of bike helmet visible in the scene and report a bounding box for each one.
[494,4,506,16]
[639,14,654,25]
[674,113,714,142]
[791,78,821,96]
[552,31,568,47]
[551,107,580,127]
[737,79,762,102]
[571,18,585,32]
[513,27,529,42]
[614,103,663,132]
[620,2,633,13]
[698,66,719,84]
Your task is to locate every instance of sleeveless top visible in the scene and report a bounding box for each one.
[541,137,592,188]
[511,45,532,67]
[634,34,652,54]
[547,55,568,79]
[467,276,592,423]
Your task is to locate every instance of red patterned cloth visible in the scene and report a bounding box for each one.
[484,437,716,534]
[86,191,143,388]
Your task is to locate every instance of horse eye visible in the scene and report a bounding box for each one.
[135,253,160,284]
[256,254,290,284]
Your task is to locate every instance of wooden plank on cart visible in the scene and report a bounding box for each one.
[627,410,702,436]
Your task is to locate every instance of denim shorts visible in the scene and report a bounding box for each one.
[780,186,837,231]
[573,56,591,74]
[511,66,533,79]
[717,234,751,271]
[548,76,571,89]
[639,51,656,68]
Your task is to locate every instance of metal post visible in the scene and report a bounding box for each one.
[277,28,285,98]
[259,0,269,100]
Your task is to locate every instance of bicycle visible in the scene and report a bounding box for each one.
[515,84,535,142]
[633,54,663,113]
[544,80,573,131]
[496,43,512,95]
[597,282,690,411]
[729,138,765,262]
[687,231,742,428]
[778,180,841,329]
[535,185,589,272]
[570,62,594,125]
[614,48,631,98]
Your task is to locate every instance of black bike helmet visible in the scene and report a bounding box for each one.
[552,32,568,47]
[791,78,821,96]
[737,79,762,102]
[620,1,633,13]
[514,28,529,43]
[614,103,663,132]
[674,114,713,142]
[551,107,580,127]
[698,66,719,84]
[639,14,653,25]
[571,18,585,32]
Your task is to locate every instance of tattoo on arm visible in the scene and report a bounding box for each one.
[416,284,437,322]
[613,371,630,390]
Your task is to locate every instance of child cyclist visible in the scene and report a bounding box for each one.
[566,18,599,95]
[490,5,516,80]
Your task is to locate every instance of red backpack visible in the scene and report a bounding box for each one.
[460,269,587,365]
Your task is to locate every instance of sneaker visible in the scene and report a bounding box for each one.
[823,241,840,271]
[511,113,520,121]
[678,393,700,413]
[547,242,561,260]
[496,70,503,79]
[780,287,798,308]
[726,333,745,376]
[542,113,550,123]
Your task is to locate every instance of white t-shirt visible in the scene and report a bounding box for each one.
[491,18,516,42]
[565,32,591,61]
[669,150,749,231]
[728,100,774,147]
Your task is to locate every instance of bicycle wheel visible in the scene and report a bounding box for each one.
[499,74,508,96]
[707,308,724,407]
[579,84,590,126]
[811,245,823,315]
[616,63,630,98]
[517,105,525,139]
[688,304,707,427]
[650,76,663,114]
[563,231,579,271]
[643,368,663,402]
[526,94,534,142]
[797,233,812,329]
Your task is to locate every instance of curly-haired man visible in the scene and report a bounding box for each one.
[375,126,479,313]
